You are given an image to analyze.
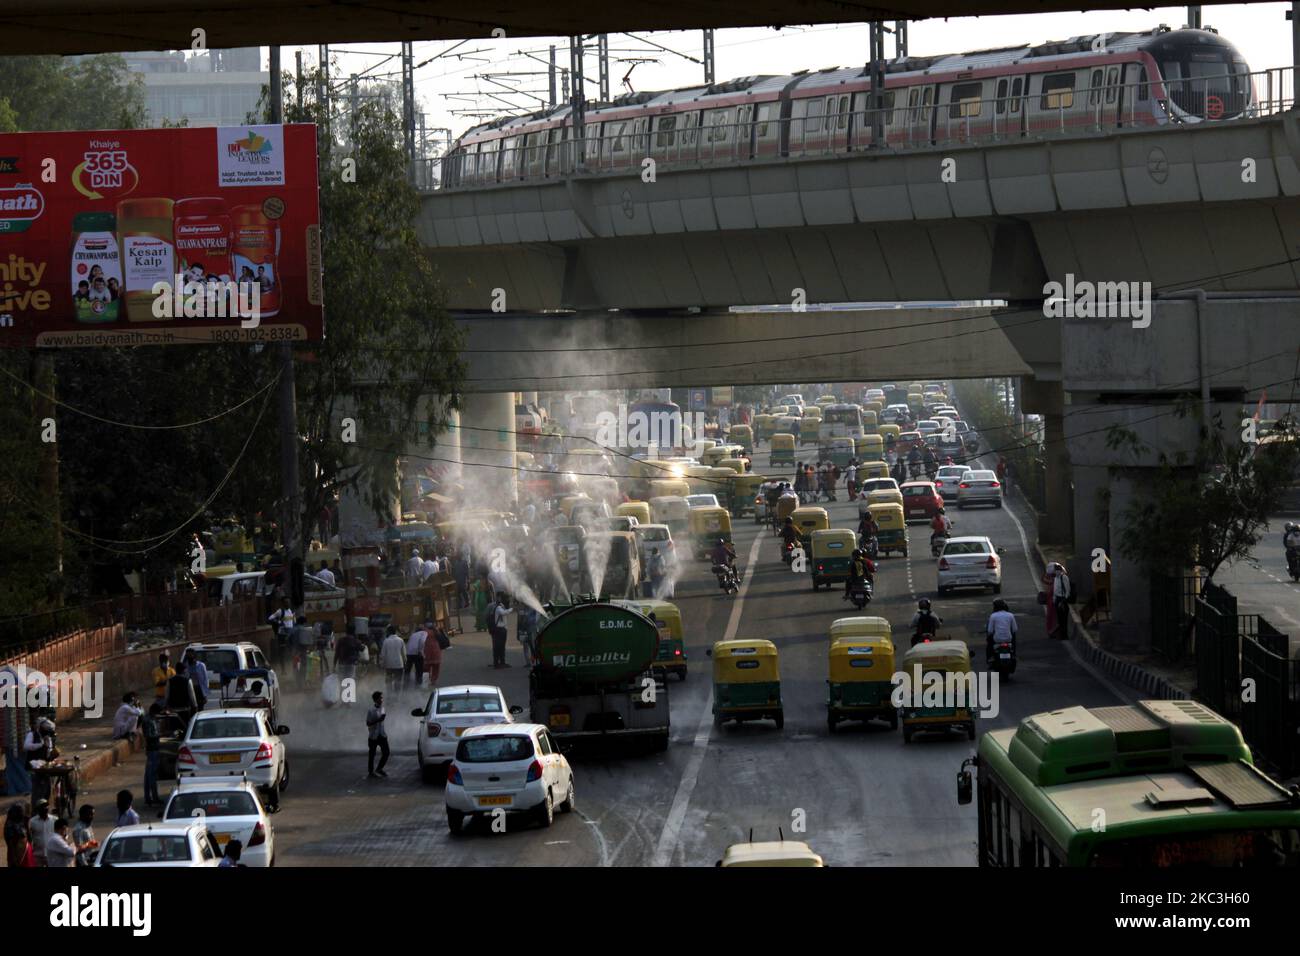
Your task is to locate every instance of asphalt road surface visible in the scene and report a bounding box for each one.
[81,445,1131,867]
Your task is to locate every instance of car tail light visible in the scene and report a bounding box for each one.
[817,564,824,571]
[178,746,195,766]
[673,648,682,657]
[248,822,266,847]
[959,482,969,489]
[252,742,273,764]
[526,759,544,783]
[990,481,1001,488]
[447,763,463,785]
[986,555,998,569]
[938,558,950,570]
[426,722,441,738]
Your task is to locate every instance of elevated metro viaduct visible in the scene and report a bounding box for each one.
[426,111,1300,653]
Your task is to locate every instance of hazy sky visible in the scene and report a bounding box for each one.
[281,3,1293,143]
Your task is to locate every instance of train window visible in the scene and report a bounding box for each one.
[1041,72,1075,110]
[683,112,699,146]
[907,87,919,122]
[501,137,517,178]
[755,103,772,137]
[1011,77,1023,112]
[805,98,824,133]
[707,108,731,143]
[949,82,981,118]
[1105,67,1119,103]
[837,95,850,130]
[995,78,1008,114]
[1088,69,1103,106]
[545,128,560,171]
[655,115,677,149]
[922,86,933,117]
[1137,67,1149,102]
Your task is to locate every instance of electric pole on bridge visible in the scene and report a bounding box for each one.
[703,29,715,84]
[569,35,586,170]
[597,34,610,101]
[868,22,886,146]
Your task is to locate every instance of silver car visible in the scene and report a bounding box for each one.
[933,465,971,500]
[956,469,1003,508]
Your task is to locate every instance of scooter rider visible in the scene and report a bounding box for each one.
[906,444,922,479]
[711,537,736,571]
[842,549,875,601]
[986,598,1017,660]
[1284,522,1300,571]
[930,507,953,553]
[780,516,802,555]
[911,598,943,644]
[857,511,880,554]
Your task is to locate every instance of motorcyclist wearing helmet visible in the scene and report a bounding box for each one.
[711,537,736,570]
[842,548,875,600]
[930,507,952,549]
[911,598,943,644]
[779,517,802,553]
[986,598,1017,659]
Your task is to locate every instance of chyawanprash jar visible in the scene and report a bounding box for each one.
[71,211,121,323]
[116,197,176,321]
[174,197,233,292]
[230,204,280,318]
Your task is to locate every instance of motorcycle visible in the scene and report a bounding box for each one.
[859,534,879,559]
[987,640,1017,677]
[847,579,873,609]
[930,531,949,557]
[781,540,796,566]
[713,563,740,595]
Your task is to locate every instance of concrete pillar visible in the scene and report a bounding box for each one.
[1101,471,1152,648]
[1022,378,1072,546]
[1071,464,1110,595]
[459,392,517,510]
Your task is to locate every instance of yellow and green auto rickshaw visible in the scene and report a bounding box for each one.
[729,473,769,518]
[816,395,836,406]
[866,487,904,509]
[898,640,976,743]
[685,466,717,496]
[877,423,901,454]
[728,424,754,457]
[707,467,738,509]
[863,400,883,417]
[802,405,823,422]
[809,528,857,590]
[801,418,821,446]
[689,505,732,559]
[854,434,885,462]
[649,478,691,500]
[772,494,799,534]
[868,502,908,557]
[828,615,893,645]
[711,639,783,729]
[907,392,926,416]
[702,445,744,468]
[715,457,747,476]
[769,433,796,466]
[615,598,687,681]
[861,409,879,432]
[855,461,890,483]
[790,505,830,548]
[827,635,898,732]
[617,501,652,526]
[717,840,824,867]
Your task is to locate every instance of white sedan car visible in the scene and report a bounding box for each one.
[933,465,972,501]
[413,684,522,783]
[445,724,575,834]
[957,469,1004,508]
[162,778,276,866]
[94,822,224,867]
[937,536,1004,595]
[177,708,290,810]
[684,494,719,510]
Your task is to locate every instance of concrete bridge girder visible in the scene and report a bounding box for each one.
[453,307,1031,393]
[421,116,1300,313]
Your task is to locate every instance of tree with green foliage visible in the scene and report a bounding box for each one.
[1105,404,1300,582]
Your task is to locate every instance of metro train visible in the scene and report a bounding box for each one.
[440,26,1255,188]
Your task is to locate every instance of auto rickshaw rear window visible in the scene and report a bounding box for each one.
[735,660,760,669]
[850,659,874,668]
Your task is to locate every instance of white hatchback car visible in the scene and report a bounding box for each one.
[957,469,1004,508]
[933,465,972,501]
[685,494,719,510]
[177,709,290,810]
[937,536,1004,595]
[94,822,224,867]
[445,723,575,834]
[413,685,522,782]
[162,778,276,866]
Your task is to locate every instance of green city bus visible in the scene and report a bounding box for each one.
[958,700,1300,867]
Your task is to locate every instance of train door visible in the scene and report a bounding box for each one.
[1103,64,1122,127]
[1121,62,1152,127]
[827,92,851,152]
[736,104,754,160]
[754,102,778,158]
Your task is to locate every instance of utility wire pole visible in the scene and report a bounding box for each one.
[402,41,416,180]
[597,34,610,101]
[548,45,557,107]
[569,35,585,170]
[868,22,886,146]
[270,47,303,602]
[703,29,715,84]
[895,20,908,58]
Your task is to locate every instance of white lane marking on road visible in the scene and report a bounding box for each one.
[999,485,1133,705]
[651,530,764,868]
[577,810,611,866]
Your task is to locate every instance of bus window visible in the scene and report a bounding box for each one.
[1089,829,1300,867]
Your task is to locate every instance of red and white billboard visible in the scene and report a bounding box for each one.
[0,123,322,347]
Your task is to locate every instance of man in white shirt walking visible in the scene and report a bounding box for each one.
[381,625,407,694]
[405,548,424,581]
[405,624,428,690]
